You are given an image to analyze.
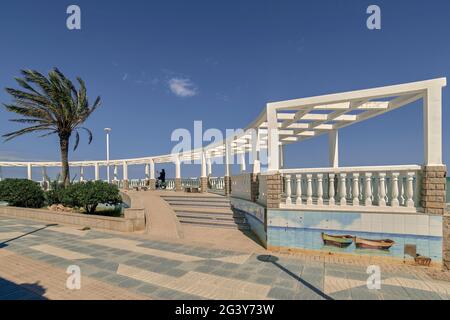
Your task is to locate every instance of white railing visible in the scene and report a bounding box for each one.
[280,165,422,212]
[209,177,225,191]
[166,179,175,190]
[257,174,268,206]
[182,178,200,188]
[231,174,252,201]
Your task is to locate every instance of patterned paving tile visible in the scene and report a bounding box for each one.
[30,244,91,260]
[117,264,271,299]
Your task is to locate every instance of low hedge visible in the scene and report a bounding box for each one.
[0,179,46,208]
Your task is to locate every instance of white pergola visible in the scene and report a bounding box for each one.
[0,78,446,181]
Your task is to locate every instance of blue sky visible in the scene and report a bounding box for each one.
[0,0,449,179]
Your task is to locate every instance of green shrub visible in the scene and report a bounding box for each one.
[45,180,66,205]
[0,179,46,208]
[60,181,122,214]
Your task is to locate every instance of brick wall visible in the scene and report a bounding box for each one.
[421,165,447,215]
[266,173,283,209]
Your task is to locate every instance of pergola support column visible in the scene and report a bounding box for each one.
[149,159,156,190]
[27,163,32,181]
[94,162,100,181]
[122,161,129,189]
[175,157,182,191]
[200,150,208,193]
[329,130,339,168]
[224,142,232,196]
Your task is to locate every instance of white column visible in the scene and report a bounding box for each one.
[329,130,339,168]
[252,129,261,174]
[123,161,128,181]
[207,158,212,176]
[150,159,155,180]
[295,174,302,205]
[306,174,313,205]
[279,144,284,169]
[41,167,47,183]
[201,150,207,178]
[423,87,443,165]
[94,162,100,181]
[27,163,32,180]
[352,173,360,206]
[378,173,386,206]
[329,174,336,205]
[390,172,400,207]
[285,175,292,205]
[267,105,280,172]
[80,166,84,182]
[317,174,324,205]
[239,152,246,173]
[145,163,150,180]
[364,173,373,206]
[224,142,231,177]
[339,173,347,206]
[175,157,181,179]
[113,165,118,181]
[0,166,2,181]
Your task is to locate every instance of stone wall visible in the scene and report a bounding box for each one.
[421,165,447,215]
[266,173,283,209]
[200,177,208,193]
[444,214,450,270]
[224,176,232,196]
[0,206,145,232]
[175,178,182,191]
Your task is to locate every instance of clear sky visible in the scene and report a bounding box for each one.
[0,0,449,179]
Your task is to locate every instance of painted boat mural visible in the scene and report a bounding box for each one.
[354,237,395,250]
[321,233,354,248]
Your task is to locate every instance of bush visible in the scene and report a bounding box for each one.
[60,181,122,214]
[46,180,66,205]
[0,179,46,208]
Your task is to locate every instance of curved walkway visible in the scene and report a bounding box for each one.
[127,190,265,253]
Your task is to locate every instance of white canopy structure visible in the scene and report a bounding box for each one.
[0,78,446,181]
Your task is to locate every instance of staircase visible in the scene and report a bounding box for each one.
[160,194,250,231]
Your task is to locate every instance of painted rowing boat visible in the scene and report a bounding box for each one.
[354,237,395,250]
[321,233,354,248]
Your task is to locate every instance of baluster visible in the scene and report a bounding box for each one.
[317,174,324,205]
[378,173,386,206]
[339,173,347,206]
[329,174,336,206]
[295,174,302,205]
[365,173,373,206]
[285,175,292,205]
[406,172,415,208]
[352,173,360,206]
[306,174,313,205]
[390,172,400,207]
[398,175,405,206]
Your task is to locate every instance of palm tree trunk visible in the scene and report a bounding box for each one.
[59,135,71,187]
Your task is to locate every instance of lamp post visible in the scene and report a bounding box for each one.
[104,128,112,183]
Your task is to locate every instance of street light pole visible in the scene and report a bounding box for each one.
[104,128,112,183]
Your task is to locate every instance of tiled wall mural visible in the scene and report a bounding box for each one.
[267,210,442,262]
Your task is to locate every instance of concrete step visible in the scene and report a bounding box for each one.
[175,212,246,223]
[177,217,250,231]
[162,201,231,208]
[173,206,235,215]
[161,197,230,204]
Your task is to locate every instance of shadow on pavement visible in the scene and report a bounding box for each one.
[0,224,58,247]
[0,278,47,300]
[258,254,334,300]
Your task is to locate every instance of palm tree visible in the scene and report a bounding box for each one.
[2,68,101,186]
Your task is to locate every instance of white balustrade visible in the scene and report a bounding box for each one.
[279,165,422,212]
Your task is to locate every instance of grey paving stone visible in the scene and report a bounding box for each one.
[117,278,142,289]
[267,287,297,300]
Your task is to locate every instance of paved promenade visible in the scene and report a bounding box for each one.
[0,216,449,300]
